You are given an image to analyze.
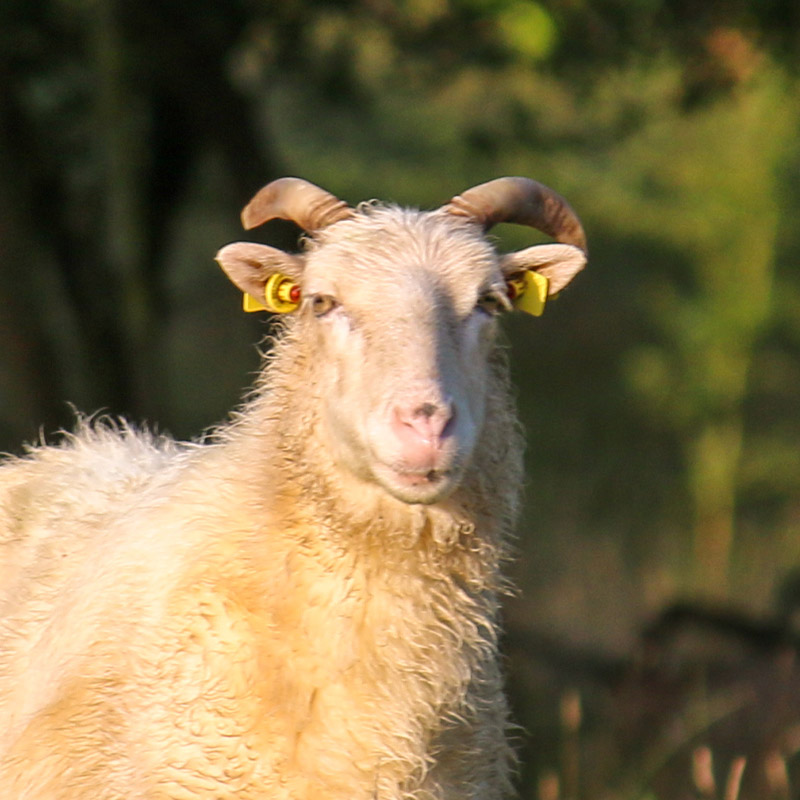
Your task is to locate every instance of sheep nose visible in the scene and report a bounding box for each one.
[408,402,453,441]
[392,400,455,468]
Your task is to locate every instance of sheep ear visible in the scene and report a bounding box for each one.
[500,243,586,296]
[215,242,304,308]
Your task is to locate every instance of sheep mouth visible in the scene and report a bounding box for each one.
[394,468,445,487]
[373,462,462,505]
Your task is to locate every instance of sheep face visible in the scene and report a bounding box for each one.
[299,210,505,504]
[216,178,587,505]
[220,210,505,504]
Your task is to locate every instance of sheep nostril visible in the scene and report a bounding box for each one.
[417,403,438,419]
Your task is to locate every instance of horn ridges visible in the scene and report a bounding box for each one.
[445,176,587,252]
[241,177,353,232]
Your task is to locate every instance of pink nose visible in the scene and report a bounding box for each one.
[391,400,455,470]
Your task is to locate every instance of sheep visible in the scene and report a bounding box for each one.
[0,176,586,800]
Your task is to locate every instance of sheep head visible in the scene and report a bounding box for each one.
[216,177,586,505]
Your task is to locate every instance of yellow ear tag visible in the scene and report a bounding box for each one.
[243,292,267,312]
[242,273,301,313]
[511,270,549,317]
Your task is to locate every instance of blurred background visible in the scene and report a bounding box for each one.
[2,1,800,797]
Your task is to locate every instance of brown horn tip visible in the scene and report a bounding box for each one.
[241,177,353,233]
[444,176,587,253]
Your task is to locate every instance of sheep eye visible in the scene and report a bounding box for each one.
[311,294,338,317]
[476,291,505,316]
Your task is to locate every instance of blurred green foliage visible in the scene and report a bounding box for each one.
[2,1,800,796]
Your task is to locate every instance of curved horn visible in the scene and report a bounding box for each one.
[444,176,587,252]
[241,177,353,232]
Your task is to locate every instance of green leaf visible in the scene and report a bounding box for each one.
[496,2,557,62]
